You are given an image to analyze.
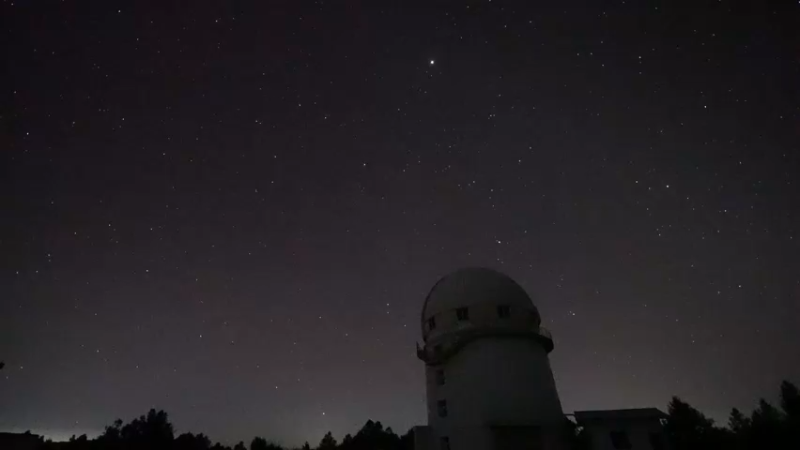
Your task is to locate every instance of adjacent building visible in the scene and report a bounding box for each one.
[0,432,44,450]
[572,409,668,450]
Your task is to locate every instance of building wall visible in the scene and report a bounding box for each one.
[413,424,492,450]
[582,419,666,450]
[425,338,564,450]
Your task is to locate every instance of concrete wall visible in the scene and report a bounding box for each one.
[425,338,564,450]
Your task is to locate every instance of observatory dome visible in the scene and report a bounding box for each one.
[421,267,541,339]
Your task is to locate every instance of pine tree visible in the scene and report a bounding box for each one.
[728,408,750,434]
[750,399,784,449]
[665,396,723,450]
[318,432,337,450]
[780,380,800,419]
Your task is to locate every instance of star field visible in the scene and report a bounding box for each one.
[2,0,799,446]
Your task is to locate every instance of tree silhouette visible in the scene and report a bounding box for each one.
[250,436,282,450]
[399,429,414,450]
[317,432,337,450]
[99,418,124,443]
[339,433,353,450]
[780,380,800,419]
[175,432,212,450]
[664,396,729,450]
[727,407,751,450]
[750,398,784,449]
[728,408,750,434]
[781,380,800,449]
[120,409,175,448]
[30,380,800,450]
[336,419,403,450]
[250,437,268,450]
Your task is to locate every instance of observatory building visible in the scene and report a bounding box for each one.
[412,268,667,450]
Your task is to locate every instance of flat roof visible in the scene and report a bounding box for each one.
[573,408,667,423]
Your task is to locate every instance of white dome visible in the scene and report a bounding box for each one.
[421,267,540,334]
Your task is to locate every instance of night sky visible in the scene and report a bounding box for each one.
[2,0,799,446]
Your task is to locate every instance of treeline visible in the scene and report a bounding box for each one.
[41,413,412,450]
[660,380,800,450]
[30,379,800,450]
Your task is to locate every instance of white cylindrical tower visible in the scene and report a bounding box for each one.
[416,268,565,450]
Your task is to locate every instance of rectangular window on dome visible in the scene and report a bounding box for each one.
[427,317,436,330]
[456,307,469,321]
[497,305,511,318]
[440,436,450,450]
[437,400,448,417]
[436,369,445,386]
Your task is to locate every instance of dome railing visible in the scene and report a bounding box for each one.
[417,324,555,364]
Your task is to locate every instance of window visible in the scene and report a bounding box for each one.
[439,437,450,450]
[437,400,448,417]
[497,305,510,318]
[436,369,445,386]
[427,316,436,331]
[456,307,469,321]
[609,431,631,450]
